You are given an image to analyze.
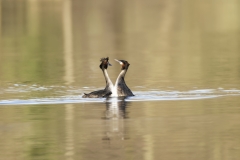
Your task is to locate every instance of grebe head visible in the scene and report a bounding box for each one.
[99,57,112,69]
[115,59,130,70]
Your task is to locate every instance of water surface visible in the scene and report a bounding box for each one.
[0,0,240,160]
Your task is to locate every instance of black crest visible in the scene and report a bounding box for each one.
[99,57,109,69]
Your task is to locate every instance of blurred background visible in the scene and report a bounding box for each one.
[0,0,239,89]
[0,0,240,160]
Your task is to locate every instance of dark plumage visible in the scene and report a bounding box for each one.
[82,90,112,98]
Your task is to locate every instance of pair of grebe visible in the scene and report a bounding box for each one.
[82,57,134,98]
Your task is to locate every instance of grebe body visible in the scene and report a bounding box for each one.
[112,59,134,97]
[82,57,113,98]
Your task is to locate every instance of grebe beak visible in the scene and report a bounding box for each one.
[115,59,123,65]
[108,62,112,66]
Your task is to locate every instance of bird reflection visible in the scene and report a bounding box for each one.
[102,97,130,142]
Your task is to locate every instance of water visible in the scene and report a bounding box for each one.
[1,0,240,160]
[0,84,240,105]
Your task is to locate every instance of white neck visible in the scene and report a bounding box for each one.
[115,70,126,84]
[111,70,127,97]
[103,69,114,91]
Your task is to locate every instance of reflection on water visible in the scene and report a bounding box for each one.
[65,104,74,160]
[102,97,129,142]
[104,97,128,119]
[1,97,240,160]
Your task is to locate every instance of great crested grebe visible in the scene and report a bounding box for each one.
[82,57,114,98]
[112,59,134,97]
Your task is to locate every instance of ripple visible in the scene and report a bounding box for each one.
[0,88,239,105]
[0,96,103,105]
